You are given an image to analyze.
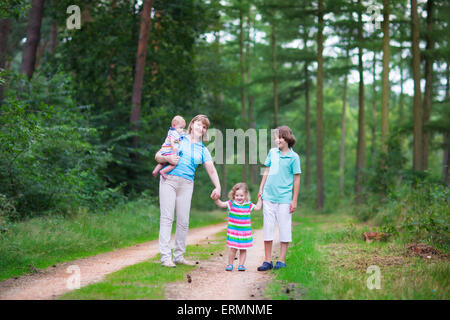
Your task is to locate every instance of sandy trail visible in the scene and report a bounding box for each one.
[165,228,279,300]
[0,223,227,300]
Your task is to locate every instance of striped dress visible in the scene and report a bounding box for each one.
[226,200,254,249]
[160,127,182,156]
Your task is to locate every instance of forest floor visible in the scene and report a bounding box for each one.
[1,211,448,300]
[164,227,277,300]
[0,223,228,300]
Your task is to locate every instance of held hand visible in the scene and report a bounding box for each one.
[168,154,180,166]
[289,200,298,214]
[210,188,221,200]
[258,189,263,198]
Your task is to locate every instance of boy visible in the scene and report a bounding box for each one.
[257,126,301,271]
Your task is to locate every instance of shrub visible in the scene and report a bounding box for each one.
[0,72,116,220]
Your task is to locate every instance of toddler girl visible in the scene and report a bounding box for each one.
[152,115,186,179]
[213,183,262,271]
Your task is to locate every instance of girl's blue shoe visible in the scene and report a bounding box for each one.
[225,264,233,271]
[237,265,246,271]
[274,261,287,270]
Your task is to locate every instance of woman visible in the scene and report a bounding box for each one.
[155,114,221,267]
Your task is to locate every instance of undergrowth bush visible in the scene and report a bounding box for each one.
[0,72,120,220]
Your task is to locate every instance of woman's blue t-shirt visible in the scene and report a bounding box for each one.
[166,135,212,181]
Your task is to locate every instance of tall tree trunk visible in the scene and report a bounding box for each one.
[304,62,311,190]
[315,0,325,209]
[239,3,247,183]
[371,53,377,161]
[49,21,58,54]
[339,47,350,195]
[411,0,424,171]
[272,20,278,128]
[20,0,45,79]
[0,18,11,102]
[381,0,390,153]
[214,21,228,198]
[247,13,258,186]
[355,0,366,203]
[443,64,450,183]
[399,45,404,121]
[422,0,434,170]
[151,10,162,81]
[34,38,48,70]
[130,0,153,148]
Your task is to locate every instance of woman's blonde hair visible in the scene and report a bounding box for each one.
[228,182,251,202]
[187,114,210,142]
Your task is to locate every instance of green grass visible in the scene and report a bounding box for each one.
[267,207,450,300]
[0,198,225,281]
[59,231,227,299]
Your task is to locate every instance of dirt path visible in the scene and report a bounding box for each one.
[0,223,227,300]
[165,228,279,300]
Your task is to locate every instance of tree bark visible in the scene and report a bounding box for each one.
[20,0,45,79]
[411,0,424,171]
[422,0,434,170]
[247,13,258,186]
[444,64,450,183]
[399,45,404,121]
[355,0,366,203]
[49,21,58,54]
[380,0,390,153]
[339,47,350,195]
[239,3,247,183]
[371,53,377,161]
[304,62,311,191]
[315,0,325,209]
[214,21,228,198]
[0,18,11,102]
[272,20,278,128]
[130,0,154,147]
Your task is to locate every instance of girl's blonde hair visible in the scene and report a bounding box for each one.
[187,114,210,142]
[228,182,251,202]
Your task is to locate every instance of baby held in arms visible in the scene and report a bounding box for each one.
[152,115,186,179]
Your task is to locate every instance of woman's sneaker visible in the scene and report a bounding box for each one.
[174,258,196,266]
[257,261,273,271]
[161,259,176,268]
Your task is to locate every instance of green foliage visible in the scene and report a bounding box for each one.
[0,0,29,19]
[0,72,116,220]
[366,131,408,195]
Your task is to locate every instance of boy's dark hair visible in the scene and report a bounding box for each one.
[275,126,296,148]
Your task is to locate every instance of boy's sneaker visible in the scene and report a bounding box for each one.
[257,261,273,271]
[274,261,287,270]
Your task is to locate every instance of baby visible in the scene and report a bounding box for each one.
[152,115,186,179]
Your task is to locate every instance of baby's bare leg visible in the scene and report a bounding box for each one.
[160,164,176,179]
[152,163,164,177]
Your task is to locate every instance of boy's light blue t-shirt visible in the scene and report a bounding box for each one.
[166,135,212,181]
[262,147,301,204]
